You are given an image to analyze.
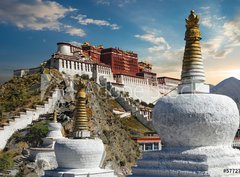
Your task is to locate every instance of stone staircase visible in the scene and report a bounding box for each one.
[0,88,64,150]
[99,80,154,130]
[130,147,240,177]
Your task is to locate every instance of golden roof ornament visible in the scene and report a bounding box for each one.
[73,80,91,139]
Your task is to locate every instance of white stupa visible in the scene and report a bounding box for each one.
[130,10,240,177]
[42,110,64,147]
[43,82,116,177]
[30,111,64,172]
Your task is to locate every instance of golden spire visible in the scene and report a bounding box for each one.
[53,110,57,123]
[181,10,205,85]
[73,81,90,138]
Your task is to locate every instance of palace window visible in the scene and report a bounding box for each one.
[62,60,64,68]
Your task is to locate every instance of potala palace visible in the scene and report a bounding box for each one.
[14,42,180,104]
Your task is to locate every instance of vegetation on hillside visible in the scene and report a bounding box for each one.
[0,73,41,114]
[0,152,14,171]
[0,67,65,125]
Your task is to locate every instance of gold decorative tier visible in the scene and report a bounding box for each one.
[73,82,90,138]
[181,10,205,84]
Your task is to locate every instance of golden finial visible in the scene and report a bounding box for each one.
[185,10,201,40]
[53,110,57,123]
[185,10,199,29]
[73,80,90,138]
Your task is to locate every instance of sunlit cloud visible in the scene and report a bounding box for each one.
[0,0,75,31]
[72,14,120,30]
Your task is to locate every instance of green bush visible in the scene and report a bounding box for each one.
[0,153,13,171]
[148,103,155,108]
[140,101,148,107]
[81,74,89,80]
[25,121,48,147]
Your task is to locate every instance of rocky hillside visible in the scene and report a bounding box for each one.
[62,79,151,173]
[0,72,151,176]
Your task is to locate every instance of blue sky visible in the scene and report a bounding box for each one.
[1,0,240,84]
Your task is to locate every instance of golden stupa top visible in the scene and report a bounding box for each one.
[78,88,86,98]
[185,10,201,40]
[185,10,199,29]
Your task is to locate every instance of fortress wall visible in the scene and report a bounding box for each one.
[0,89,63,150]
[106,83,154,130]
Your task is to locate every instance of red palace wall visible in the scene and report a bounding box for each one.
[82,45,102,63]
[100,48,139,76]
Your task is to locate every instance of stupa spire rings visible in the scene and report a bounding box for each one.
[73,80,91,139]
[178,10,209,93]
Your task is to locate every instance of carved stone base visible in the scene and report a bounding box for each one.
[130,146,240,177]
[178,83,210,94]
[44,168,116,177]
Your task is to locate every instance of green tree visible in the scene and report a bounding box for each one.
[25,121,48,147]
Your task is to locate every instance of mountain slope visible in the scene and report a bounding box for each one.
[211,77,240,102]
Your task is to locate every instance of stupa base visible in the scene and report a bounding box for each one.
[44,168,116,177]
[130,146,240,177]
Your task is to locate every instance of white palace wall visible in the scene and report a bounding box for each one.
[53,59,114,84]
[0,89,63,150]
[114,75,161,103]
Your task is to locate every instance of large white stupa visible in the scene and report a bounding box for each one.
[44,81,116,177]
[130,10,240,177]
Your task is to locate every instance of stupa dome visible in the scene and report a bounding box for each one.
[55,138,105,169]
[153,94,239,147]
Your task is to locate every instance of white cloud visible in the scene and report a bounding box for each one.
[0,0,87,37]
[96,0,136,7]
[135,28,182,78]
[96,0,110,6]
[197,6,240,59]
[72,14,120,30]
[200,6,225,29]
[69,41,82,46]
[64,25,86,37]
[135,32,170,52]
[0,0,75,30]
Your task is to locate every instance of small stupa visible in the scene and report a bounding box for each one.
[42,110,64,147]
[130,10,240,177]
[44,81,116,177]
[30,111,63,172]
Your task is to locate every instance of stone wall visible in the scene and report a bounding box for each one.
[53,59,114,84]
[0,89,63,150]
[102,81,154,130]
